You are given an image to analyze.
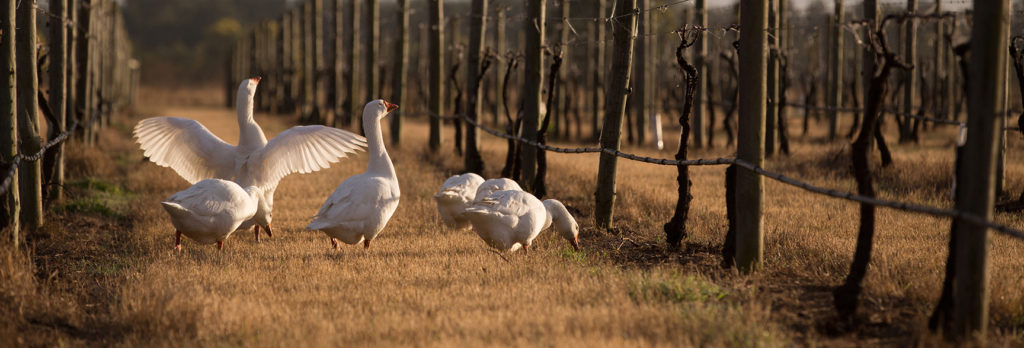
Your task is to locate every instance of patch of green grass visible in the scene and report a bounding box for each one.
[558,247,588,265]
[69,177,124,195]
[628,271,729,304]
[54,178,133,219]
[54,198,125,219]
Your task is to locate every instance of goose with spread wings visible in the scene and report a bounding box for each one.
[134,77,367,240]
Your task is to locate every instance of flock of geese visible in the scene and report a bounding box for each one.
[134,78,580,254]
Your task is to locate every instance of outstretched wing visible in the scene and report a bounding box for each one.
[134,117,237,184]
[247,125,367,189]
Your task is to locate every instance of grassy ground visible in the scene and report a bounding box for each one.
[1,86,1023,346]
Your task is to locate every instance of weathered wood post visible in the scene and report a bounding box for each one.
[347,0,361,128]
[594,0,637,228]
[331,0,342,123]
[900,0,917,143]
[520,0,545,191]
[933,0,944,121]
[776,0,788,154]
[46,0,68,202]
[65,0,76,132]
[324,2,337,119]
[693,0,706,148]
[555,0,570,139]
[368,0,379,98]
[591,0,606,141]
[828,0,843,141]
[75,0,92,144]
[291,7,302,116]
[765,0,777,157]
[735,0,768,272]
[428,0,444,151]
[494,6,506,126]
[464,0,487,173]
[1,0,19,242]
[951,0,1009,339]
[314,0,323,120]
[633,0,648,145]
[997,51,1009,196]
[302,1,316,122]
[17,0,42,230]
[391,0,408,145]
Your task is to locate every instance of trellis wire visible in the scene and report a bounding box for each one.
[425,111,1024,241]
[0,115,93,196]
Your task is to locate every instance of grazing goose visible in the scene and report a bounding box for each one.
[307,100,401,250]
[464,190,581,253]
[473,178,523,202]
[434,173,485,230]
[135,77,366,241]
[161,179,261,252]
[541,199,580,251]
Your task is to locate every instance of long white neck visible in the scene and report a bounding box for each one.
[364,115,394,177]
[237,92,268,151]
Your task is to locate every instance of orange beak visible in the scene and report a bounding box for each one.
[571,238,580,251]
[384,101,399,113]
[250,76,262,84]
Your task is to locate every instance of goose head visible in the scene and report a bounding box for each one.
[237,77,261,120]
[542,199,580,251]
[362,99,399,124]
[243,186,273,235]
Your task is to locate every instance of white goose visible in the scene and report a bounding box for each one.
[135,77,366,241]
[434,173,485,230]
[464,190,580,253]
[307,100,401,250]
[473,178,523,202]
[161,179,261,252]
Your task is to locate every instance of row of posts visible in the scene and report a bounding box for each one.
[229,0,1007,340]
[1,0,139,247]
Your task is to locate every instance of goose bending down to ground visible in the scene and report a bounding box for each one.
[161,179,261,252]
[464,190,580,252]
[135,77,366,241]
[473,178,522,202]
[434,173,485,230]
[307,100,401,250]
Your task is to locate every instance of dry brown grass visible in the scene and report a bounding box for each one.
[2,86,1023,346]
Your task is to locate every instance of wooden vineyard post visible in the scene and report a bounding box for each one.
[368,0,379,99]
[302,1,315,123]
[594,0,636,229]
[776,0,788,155]
[314,0,323,121]
[0,0,18,243]
[828,0,843,141]
[519,0,545,191]
[348,0,361,128]
[291,7,302,118]
[591,0,606,141]
[900,0,918,143]
[428,0,444,152]
[493,6,506,126]
[75,0,92,144]
[633,0,648,146]
[391,0,408,145]
[735,0,767,272]
[951,0,1009,340]
[765,0,777,157]
[693,0,706,148]
[331,0,342,124]
[554,0,569,139]
[464,0,487,174]
[65,0,76,137]
[47,0,68,202]
[16,0,42,230]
